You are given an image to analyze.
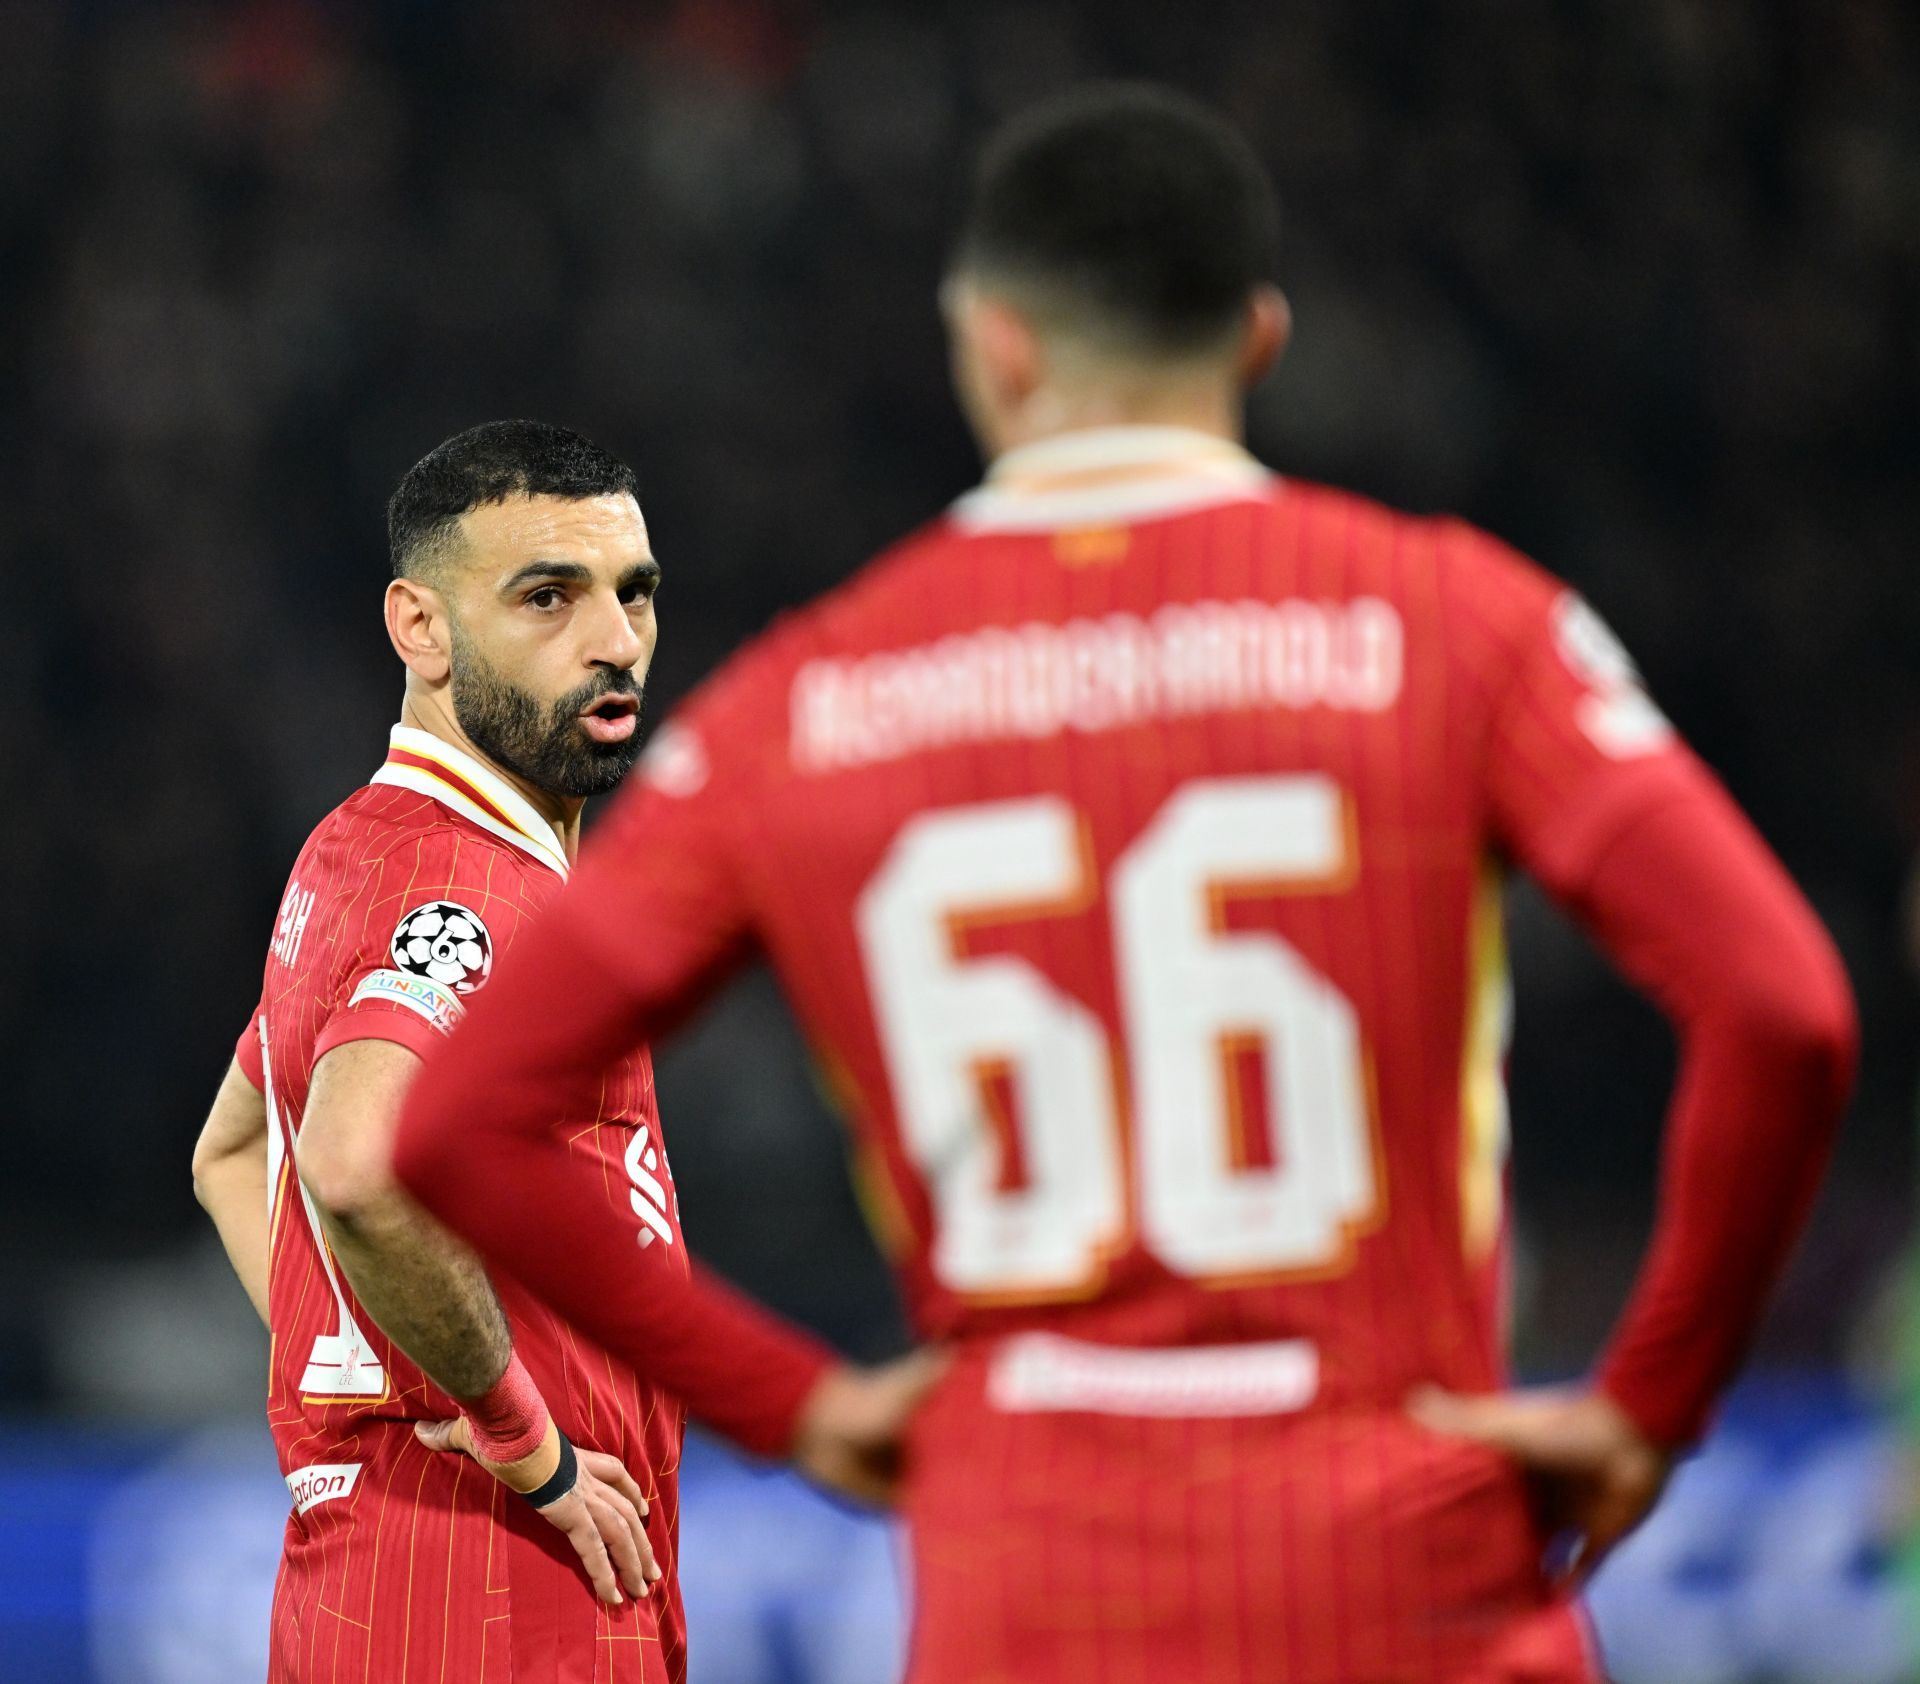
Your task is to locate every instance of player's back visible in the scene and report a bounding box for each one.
[240,729,687,1683]
[591,431,1704,1680]
[640,432,1684,1420]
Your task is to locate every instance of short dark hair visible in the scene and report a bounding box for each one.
[388,419,639,581]
[952,84,1279,356]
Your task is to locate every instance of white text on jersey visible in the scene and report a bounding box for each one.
[790,597,1404,773]
[272,882,316,967]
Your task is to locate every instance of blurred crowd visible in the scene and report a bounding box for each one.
[3,0,1914,1413]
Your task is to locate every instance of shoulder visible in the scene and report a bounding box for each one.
[312,789,550,964]
[1424,514,1563,617]
[1276,478,1535,585]
[302,782,450,864]
[1288,480,1568,637]
[1415,518,1599,694]
[307,784,530,888]
[638,516,958,789]
[1248,480,1601,713]
[741,514,963,676]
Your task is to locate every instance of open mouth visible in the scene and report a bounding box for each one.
[579,693,639,744]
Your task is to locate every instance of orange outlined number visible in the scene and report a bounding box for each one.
[857,777,1380,1299]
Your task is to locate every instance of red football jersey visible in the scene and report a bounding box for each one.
[579,429,1717,1679]
[237,725,689,1684]
[396,425,1848,1682]
[589,428,1695,1400]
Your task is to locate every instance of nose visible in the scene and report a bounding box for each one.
[585,589,649,674]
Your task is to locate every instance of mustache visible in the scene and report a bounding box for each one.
[556,668,644,717]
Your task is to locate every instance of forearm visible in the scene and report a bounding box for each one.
[393,890,839,1456]
[404,1120,837,1455]
[1565,784,1857,1446]
[192,1058,274,1325]
[196,1150,271,1324]
[311,1187,514,1402]
[298,1037,525,1407]
[1594,998,1852,1444]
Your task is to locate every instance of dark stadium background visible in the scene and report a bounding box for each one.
[2,3,1914,1680]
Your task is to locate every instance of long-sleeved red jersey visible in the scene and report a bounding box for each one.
[396,428,1856,1682]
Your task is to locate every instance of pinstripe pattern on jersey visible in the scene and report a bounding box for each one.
[597,430,1661,1680]
[246,745,685,1682]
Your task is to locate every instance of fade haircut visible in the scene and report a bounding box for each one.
[951,84,1279,359]
[388,419,639,582]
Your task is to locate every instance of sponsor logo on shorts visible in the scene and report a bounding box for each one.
[286,1461,361,1515]
[348,968,465,1036]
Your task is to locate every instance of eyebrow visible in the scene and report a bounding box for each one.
[499,558,662,594]
[501,560,591,593]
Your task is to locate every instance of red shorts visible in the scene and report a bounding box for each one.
[267,1427,683,1684]
[902,1345,1598,1684]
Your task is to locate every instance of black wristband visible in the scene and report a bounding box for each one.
[521,1431,579,1509]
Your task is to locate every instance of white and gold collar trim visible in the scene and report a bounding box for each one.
[370,724,571,880]
[951,426,1274,532]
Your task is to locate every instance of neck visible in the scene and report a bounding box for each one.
[399,690,584,860]
[988,377,1244,463]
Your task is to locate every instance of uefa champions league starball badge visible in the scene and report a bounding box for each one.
[389,901,494,994]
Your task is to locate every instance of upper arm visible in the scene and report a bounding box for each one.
[191,1056,268,1182]
[1463,531,1856,1051]
[296,1037,425,1216]
[314,833,504,1069]
[1570,775,1854,1033]
[300,827,510,1163]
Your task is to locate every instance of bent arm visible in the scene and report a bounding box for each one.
[191,1058,273,1324]
[302,1036,664,1597]
[1557,781,1858,1447]
[297,1037,516,1401]
[391,881,840,1458]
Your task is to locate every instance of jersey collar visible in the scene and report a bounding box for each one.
[371,724,571,880]
[950,425,1275,533]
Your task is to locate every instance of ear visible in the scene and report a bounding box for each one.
[385,577,451,686]
[965,289,1045,412]
[1238,286,1292,388]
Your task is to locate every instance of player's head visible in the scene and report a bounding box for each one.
[943,84,1289,455]
[383,420,659,801]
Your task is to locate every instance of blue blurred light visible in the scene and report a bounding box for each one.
[0,1376,1904,1684]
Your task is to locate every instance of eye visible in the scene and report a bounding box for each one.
[526,585,566,610]
[619,575,660,606]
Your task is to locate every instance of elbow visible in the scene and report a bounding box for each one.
[1792,974,1859,1114]
[1784,935,1859,1107]
[190,1135,234,1213]
[1731,948,1860,1123]
[296,1130,398,1230]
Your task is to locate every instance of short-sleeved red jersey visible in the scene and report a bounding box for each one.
[568,429,1700,1413]
[240,725,689,1684]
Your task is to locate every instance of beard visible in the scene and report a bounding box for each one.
[449,626,645,800]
